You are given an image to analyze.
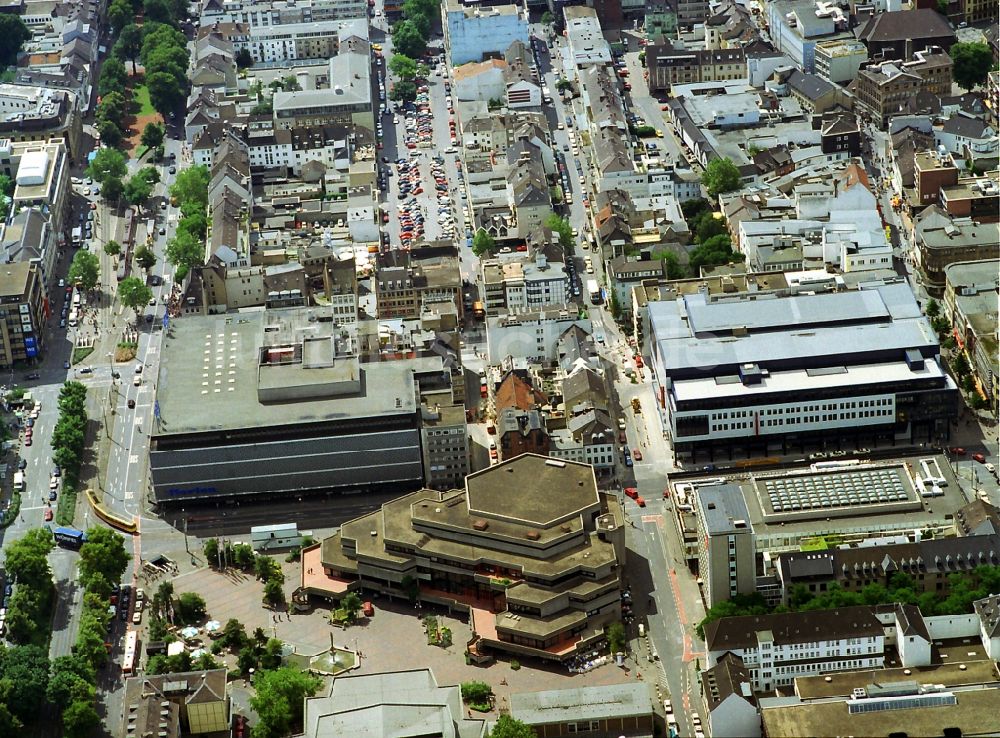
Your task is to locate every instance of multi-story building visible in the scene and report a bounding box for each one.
[503,40,541,109]
[11,140,70,239]
[272,52,373,132]
[912,206,1000,292]
[943,260,999,403]
[480,254,569,315]
[697,484,756,608]
[913,148,959,208]
[775,534,1000,604]
[814,39,868,84]
[485,307,590,363]
[375,245,462,320]
[306,454,625,662]
[0,262,45,368]
[854,63,923,127]
[149,307,464,503]
[647,279,959,462]
[703,607,885,692]
[121,669,229,738]
[939,171,1000,223]
[855,9,956,61]
[200,0,369,26]
[511,684,655,737]
[444,0,529,66]
[676,0,708,27]
[766,0,848,73]
[564,7,612,70]
[645,0,677,39]
[0,85,82,162]
[646,41,746,93]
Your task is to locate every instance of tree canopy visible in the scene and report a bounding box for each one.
[489,715,538,738]
[79,528,130,593]
[134,245,158,271]
[392,20,427,58]
[117,276,153,316]
[0,15,30,67]
[471,229,495,257]
[544,213,574,250]
[86,148,128,184]
[103,240,122,257]
[68,250,100,292]
[950,42,993,91]
[141,122,165,151]
[249,668,322,738]
[701,157,742,198]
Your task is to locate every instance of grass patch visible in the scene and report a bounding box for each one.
[132,84,155,117]
[136,144,149,160]
[115,342,138,362]
[55,481,78,526]
[72,346,94,365]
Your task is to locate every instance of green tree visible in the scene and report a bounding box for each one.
[701,157,742,198]
[249,667,322,738]
[281,75,302,92]
[98,57,129,98]
[696,593,771,639]
[115,24,143,74]
[392,20,427,58]
[4,528,55,588]
[147,70,186,117]
[259,638,284,670]
[925,298,941,318]
[175,592,207,624]
[108,0,133,32]
[389,79,418,102]
[695,212,727,243]
[0,15,30,66]
[169,164,210,211]
[117,276,153,317]
[143,0,175,25]
[79,527,131,592]
[86,148,128,183]
[124,174,154,207]
[97,119,124,149]
[489,714,538,738]
[471,228,495,256]
[203,538,220,567]
[165,231,203,273]
[104,240,122,257]
[400,574,421,603]
[47,655,96,705]
[61,699,100,738]
[606,621,625,653]
[263,582,286,610]
[689,234,739,273]
[0,645,50,723]
[554,78,573,93]
[235,47,253,68]
[102,176,125,203]
[220,618,247,649]
[97,91,127,126]
[544,213,574,250]
[68,250,100,292]
[460,681,493,704]
[661,251,686,280]
[950,42,993,91]
[341,592,363,622]
[681,197,710,221]
[141,122,165,151]
[389,54,418,81]
[540,10,554,25]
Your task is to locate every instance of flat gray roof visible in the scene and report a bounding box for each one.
[154,311,417,436]
[466,455,598,528]
[698,484,753,535]
[511,683,651,725]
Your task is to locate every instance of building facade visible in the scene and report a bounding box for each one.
[0,262,45,368]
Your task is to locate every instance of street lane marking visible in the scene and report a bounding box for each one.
[129,455,139,464]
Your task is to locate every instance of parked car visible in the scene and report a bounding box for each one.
[973,453,987,463]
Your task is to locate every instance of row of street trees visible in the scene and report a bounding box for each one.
[164,165,211,281]
[387,53,429,103]
[203,538,287,608]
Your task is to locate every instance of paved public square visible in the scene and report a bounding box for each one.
[172,561,638,716]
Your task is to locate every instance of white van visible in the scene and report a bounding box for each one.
[13,472,24,491]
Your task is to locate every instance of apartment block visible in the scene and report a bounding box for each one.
[697,484,756,608]
[704,607,885,692]
[0,262,46,368]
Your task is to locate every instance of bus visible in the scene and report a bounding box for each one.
[587,279,602,305]
[52,526,87,549]
[122,629,139,676]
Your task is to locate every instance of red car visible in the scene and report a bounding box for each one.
[949,447,966,455]
[44,508,53,521]
[624,487,638,500]
[635,496,646,507]
[24,437,31,446]
[973,453,987,463]
[632,448,642,461]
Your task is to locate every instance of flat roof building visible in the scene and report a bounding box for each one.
[150,307,463,503]
[308,454,625,662]
[510,683,654,736]
[646,278,959,462]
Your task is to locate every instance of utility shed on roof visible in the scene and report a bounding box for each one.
[510,683,654,734]
[16,150,48,185]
